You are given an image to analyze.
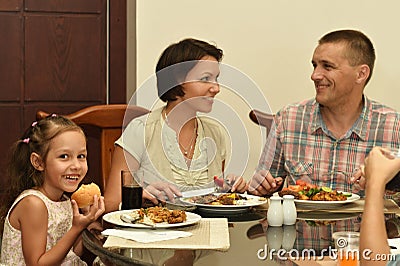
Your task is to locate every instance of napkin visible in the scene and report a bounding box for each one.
[102,228,193,243]
[388,238,400,254]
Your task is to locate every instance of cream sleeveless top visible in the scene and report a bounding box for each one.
[0,189,86,265]
[116,107,230,191]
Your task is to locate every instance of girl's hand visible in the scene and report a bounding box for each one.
[363,147,400,189]
[79,205,90,215]
[71,195,105,230]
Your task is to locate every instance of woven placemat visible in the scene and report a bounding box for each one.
[103,218,230,251]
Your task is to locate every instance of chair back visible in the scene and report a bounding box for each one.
[249,109,275,135]
[36,104,149,191]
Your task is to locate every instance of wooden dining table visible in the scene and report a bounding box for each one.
[82,199,400,266]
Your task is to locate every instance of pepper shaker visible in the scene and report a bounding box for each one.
[282,195,297,225]
[282,225,296,251]
[267,195,283,226]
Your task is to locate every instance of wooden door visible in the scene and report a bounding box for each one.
[0,0,128,195]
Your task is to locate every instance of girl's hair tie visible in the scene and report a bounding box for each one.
[31,121,37,127]
[23,138,30,144]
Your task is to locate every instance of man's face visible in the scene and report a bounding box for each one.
[311,42,361,108]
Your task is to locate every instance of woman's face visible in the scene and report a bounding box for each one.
[178,55,220,113]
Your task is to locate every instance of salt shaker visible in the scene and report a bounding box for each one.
[267,195,283,226]
[266,226,283,250]
[282,195,297,225]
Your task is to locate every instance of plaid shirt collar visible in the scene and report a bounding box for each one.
[310,95,370,141]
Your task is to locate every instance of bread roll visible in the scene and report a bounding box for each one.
[71,183,101,208]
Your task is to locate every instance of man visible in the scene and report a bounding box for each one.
[249,29,400,196]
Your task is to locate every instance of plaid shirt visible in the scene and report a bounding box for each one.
[259,96,400,193]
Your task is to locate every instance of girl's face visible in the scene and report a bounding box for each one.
[41,130,88,197]
[179,55,220,113]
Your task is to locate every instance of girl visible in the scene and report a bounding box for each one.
[360,147,400,265]
[0,115,105,265]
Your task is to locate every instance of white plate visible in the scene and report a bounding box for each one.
[180,193,268,212]
[294,193,360,209]
[103,209,201,229]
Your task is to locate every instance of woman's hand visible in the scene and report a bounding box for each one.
[143,182,182,204]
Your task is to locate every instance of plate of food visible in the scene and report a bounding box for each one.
[180,193,268,213]
[279,180,360,209]
[102,206,201,229]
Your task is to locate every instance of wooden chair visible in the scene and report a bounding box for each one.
[36,104,149,192]
[249,109,275,135]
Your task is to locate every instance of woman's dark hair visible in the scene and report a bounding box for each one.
[156,38,223,102]
[0,115,84,234]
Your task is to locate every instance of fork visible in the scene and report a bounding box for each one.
[120,214,156,229]
[214,174,234,193]
[286,174,312,186]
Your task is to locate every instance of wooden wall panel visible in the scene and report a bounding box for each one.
[0,106,22,191]
[24,104,98,125]
[0,14,22,101]
[0,0,22,11]
[24,0,102,13]
[24,15,105,102]
[0,0,126,202]
[109,0,127,103]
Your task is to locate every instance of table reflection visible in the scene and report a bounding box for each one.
[295,214,361,254]
[197,208,265,222]
[83,208,400,266]
[246,212,400,264]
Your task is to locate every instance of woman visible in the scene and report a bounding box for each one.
[104,38,247,212]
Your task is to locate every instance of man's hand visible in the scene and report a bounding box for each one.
[350,168,366,190]
[247,170,283,196]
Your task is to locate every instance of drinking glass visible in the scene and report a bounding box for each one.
[332,231,359,266]
[121,170,143,210]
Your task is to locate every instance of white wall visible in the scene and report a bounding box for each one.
[131,0,400,178]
